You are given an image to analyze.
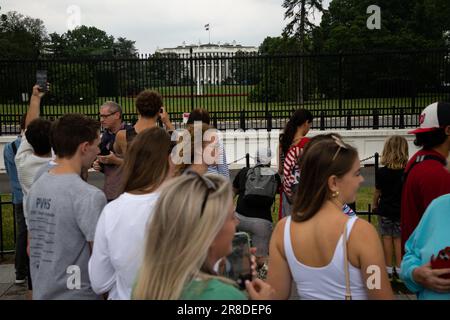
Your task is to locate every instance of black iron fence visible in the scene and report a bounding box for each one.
[1,48,450,134]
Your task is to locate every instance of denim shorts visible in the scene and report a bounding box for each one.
[379,216,401,237]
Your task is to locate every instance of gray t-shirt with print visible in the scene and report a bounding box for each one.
[26,172,107,300]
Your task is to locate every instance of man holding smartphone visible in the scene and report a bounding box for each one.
[93,101,132,202]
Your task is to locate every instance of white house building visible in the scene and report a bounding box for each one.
[155,42,258,85]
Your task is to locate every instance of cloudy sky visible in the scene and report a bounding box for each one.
[3,0,330,53]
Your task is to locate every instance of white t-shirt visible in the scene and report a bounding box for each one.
[14,133,53,224]
[88,192,160,300]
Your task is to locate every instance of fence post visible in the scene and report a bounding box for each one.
[374,152,379,187]
[114,51,119,104]
[189,48,195,111]
[320,111,325,131]
[338,53,343,117]
[392,105,396,129]
[346,110,352,130]
[240,110,246,131]
[266,111,272,132]
[213,114,218,129]
[264,55,269,116]
[370,153,379,225]
[0,195,3,259]
[399,107,405,129]
[246,153,250,168]
[373,109,379,129]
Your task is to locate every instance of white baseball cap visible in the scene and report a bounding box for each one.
[408,102,450,134]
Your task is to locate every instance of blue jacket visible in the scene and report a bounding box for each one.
[400,193,450,300]
[3,137,23,204]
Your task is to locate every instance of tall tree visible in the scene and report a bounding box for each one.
[282,0,323,103]
[46,26,138,58]
[0,9,48,59]
[282,0,323,49]
[313,0,450,52]
[113,37,138,57]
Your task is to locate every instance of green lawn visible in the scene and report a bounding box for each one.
[1,87,444,118]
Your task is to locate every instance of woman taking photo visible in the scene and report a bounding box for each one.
[133,174,274,299]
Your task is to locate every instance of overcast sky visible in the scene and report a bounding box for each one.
[3,0,331,53]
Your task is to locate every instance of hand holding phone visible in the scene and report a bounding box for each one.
[430,247,450,279]
[218,232,253,289]
[36,70,48,92]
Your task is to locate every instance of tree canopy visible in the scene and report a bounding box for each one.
[0,7,138,59]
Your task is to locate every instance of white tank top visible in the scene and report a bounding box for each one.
[284,215,369,300]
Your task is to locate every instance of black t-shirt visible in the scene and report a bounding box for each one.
[375,166,404,219]
[233,167,281,222]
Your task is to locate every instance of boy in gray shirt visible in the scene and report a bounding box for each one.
[26,114,106,300]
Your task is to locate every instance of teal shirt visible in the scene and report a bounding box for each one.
[400,194,450,300]
[181,278,247,300]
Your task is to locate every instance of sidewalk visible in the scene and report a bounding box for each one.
[0,264,28,300]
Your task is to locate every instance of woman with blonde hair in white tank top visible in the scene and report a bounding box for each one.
[267,135,394,300]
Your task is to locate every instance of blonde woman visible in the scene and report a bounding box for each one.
[133,174,274,300]
[372,135,409,281]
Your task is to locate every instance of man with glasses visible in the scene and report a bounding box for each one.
[93,101,132,201]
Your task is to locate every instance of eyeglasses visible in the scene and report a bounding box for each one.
[186,170,217,217]
[331,135,349,161]
[99,111,118,119]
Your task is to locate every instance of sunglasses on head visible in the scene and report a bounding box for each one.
[185,170,217,217]
[331,135,349,161]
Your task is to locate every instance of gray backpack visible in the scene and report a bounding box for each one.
[243,165,278,202]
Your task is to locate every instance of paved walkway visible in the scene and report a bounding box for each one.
[0,264,28,300]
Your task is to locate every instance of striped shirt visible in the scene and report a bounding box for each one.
[282,137,310,198]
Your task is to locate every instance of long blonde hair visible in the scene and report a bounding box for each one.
[133,174,234,300]
[381,135,409,169]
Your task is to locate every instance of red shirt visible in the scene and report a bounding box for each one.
[401,149,450,252]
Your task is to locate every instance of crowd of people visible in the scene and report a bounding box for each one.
[3,83,450,300]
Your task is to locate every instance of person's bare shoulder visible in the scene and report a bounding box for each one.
[349,218,380,250]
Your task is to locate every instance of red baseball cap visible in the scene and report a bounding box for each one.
[408,102,450,134]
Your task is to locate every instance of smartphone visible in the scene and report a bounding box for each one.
[36,70,47,92]
[218,232,252,289]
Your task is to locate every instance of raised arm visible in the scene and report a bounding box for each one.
[26,85,46,128]
[160,107,175,131]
